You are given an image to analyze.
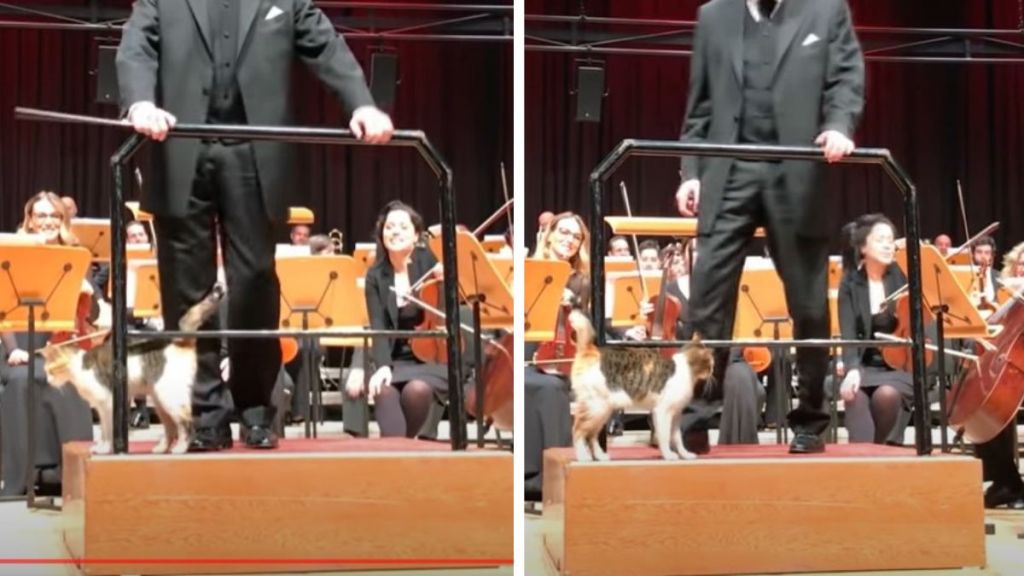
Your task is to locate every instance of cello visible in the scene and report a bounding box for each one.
[946,290,1024,443]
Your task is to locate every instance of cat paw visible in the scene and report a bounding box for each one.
[151,439,169,454]
[575,448,594,463]
[90,442,112,455]
[169,439,190,455]
[593,450,611,462]
[660,450,681,461]
[677,449,697,461]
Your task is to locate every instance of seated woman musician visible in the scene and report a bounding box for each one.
[525,211,590,499]
[0,191,94,496]
[346,201,448,439]
[667,239,765,448]
[836,214,915,445]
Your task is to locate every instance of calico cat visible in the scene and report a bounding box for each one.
[39,284,225,455]
[568,309,714,462]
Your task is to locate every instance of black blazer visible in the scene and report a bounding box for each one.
[117,0,375,222]
[680,0,865,238]
[838,264,906,371]
[364,246,438,370]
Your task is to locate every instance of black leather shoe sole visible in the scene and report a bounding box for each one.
[188,431,233,453]
[242,427,279,449]
[789,434,825,454]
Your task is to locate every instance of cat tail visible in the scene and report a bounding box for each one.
[567,309,597,355]
[175,283,227,345]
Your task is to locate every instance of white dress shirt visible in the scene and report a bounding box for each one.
[747,0,783,22]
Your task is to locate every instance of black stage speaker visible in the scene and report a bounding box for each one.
[96,45,120,105]
[370,52,398,111]
[575,65,604,123]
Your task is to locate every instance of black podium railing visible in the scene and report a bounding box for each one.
[14,107,467,453]
[588,140,931,455]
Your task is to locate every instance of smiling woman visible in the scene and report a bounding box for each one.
[0,190,94,497]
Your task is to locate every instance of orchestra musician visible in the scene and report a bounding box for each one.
[675,0,865,453]
[525,212,589,499]
[999,241,1024,292]
[344,201,448,439]
[836,215,914,445]
[0,192,94,496]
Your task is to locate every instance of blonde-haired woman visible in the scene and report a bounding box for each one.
[1000,241,1024,292]
[532,211,591,311]
[1,192,93,496]
[525,211,591,500]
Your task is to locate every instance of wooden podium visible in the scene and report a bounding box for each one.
[541,444,985,576]
[63,439,512,575]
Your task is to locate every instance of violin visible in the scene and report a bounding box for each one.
[879,291,936,373]
[50,280,107,350]
[532,303,576,376]
[947,292,1024,443]
[972,266,999,320]
[646,244,682,357]
[742,347,772,373]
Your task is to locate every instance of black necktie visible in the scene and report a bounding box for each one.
[760,0,777,20]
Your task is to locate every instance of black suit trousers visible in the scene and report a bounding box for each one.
[690,160,831,435]
[154,141,282,430]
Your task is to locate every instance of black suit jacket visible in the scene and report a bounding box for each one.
[117,0,375,222]
[680,0,865,238]
[837,264,906,370]
[364,246,439,370]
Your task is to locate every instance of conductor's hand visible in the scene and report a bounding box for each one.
[127,101,177,142]
[350,106,394,144]
[368,365,393,398]
[815,130,855,164]
[675,179,701,217]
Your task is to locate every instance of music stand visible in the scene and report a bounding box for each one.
[488,255,515,291]
[605,256,637,275]
[896,244,991,452]
[126,260,162,319]
[523,259,572,343]
[733,259,793,443]
[70,218,111,261]
[0,242,91,510]
[429,230,513,447]
[352,243,377,274]
[276,255,365,438]
[481,235,507,254]
[608,272,663,329]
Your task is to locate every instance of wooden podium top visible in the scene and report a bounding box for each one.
[605,216,766,238]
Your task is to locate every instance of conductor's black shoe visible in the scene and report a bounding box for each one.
[188,428,233,452]
[242,425,279,449]
[789,433,825,454]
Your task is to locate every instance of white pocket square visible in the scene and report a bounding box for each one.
[265,6,284,21]
[802,33,820,47]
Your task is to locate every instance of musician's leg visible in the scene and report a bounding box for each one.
[398,380,435,439]
[718,356,764,444]
[842,389,874,443]
[868,384,902,444]
[373,386,406,437]
[215,142,281,443]
[976,421,1024,507]
[154,148,230,447]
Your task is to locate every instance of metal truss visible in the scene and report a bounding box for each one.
[0,2,513,43]
[527,14,1024,63]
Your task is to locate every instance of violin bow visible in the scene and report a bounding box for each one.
[389,285,506,351]
[619,181,651,301]
[500,161,513,239]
